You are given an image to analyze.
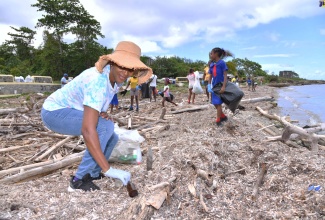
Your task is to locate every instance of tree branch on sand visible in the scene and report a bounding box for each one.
[256,106,325,152]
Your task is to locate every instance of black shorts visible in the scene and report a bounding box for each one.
[204,81,209,86]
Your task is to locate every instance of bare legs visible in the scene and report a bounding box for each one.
[188,88,195,103]
[162,97,177,107]
[149,86,156,102]
[205,85,209,101]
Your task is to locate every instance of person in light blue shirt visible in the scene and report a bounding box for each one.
[41,41,153,192]
[61,73,69,88]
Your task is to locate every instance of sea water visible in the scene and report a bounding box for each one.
[276,84,325,129]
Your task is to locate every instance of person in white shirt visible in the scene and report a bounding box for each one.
[41,41,152,192]
[61,73,69,88]
[148,73,157,102]
[187,68,196,104]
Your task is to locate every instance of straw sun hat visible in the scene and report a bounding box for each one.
[95,41,152,84]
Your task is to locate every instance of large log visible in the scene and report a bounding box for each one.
[256,106,325,152]
[171,105,209,114]
[0,151,83,177]
[241,96,274,104]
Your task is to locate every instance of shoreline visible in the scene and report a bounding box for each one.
[0,86,325,219]
[274,84,325,131]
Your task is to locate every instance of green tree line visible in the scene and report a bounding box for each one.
[0,0,269,81]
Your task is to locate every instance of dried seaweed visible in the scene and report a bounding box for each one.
[0,87,324,219]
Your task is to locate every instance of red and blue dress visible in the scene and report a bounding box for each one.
[208,60,228,105]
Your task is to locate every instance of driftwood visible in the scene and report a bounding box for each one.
[111,116,126,126]
[118,184,171,219]
[241,96,274,104]
[251,163,267,200]
[256,106,325,152]
[2,86,325,219]
[147,146,153,171]
[117,195,154,220]
[148,177,176,191]
[257,123,302,149]
[37,132,71,139]
[132,115,157,121]
[0,151,82,177]
[199,182,209,213]
[171,105,209,114]
[136,119,167,131]
[127,117,132,129]
[63,143,86,151]
[188,184,197,198]
[34,136,75,162]
[140,125,163,133]
[220,167,246,179]
[0,119,14,123]
[0,151,84,184]
[0,107,29,115]
[257,122,278,136]
[146,190,168,209]
[0,142,51,153]
[159,107,166,119]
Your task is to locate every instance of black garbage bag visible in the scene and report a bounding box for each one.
[158,90,174,101]
[212,82,244,113]
[120,89,128,97]
[141,83,150,98]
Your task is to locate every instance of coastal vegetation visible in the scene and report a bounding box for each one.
[0,0,323,86]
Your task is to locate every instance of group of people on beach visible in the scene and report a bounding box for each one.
[40,41,235,192]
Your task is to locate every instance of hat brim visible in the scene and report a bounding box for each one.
[95,53,152,84]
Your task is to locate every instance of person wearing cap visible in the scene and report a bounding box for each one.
[41,41,152,192]
[61,73,69,88]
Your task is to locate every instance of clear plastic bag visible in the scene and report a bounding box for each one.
[108,124,145,165]
[193,71,203,94]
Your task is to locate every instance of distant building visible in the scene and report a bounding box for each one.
[279,70,299,78]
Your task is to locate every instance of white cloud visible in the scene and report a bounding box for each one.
[320,29,325,35]
[1,0,324,80]
[1,0,322,49]
[254,54,297,58]
[241,46,257,50]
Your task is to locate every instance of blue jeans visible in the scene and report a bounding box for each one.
[41,108,118,179]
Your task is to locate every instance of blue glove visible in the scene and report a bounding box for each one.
[207,84,213,93]
[201,80,204,85]
[136,85,141,91]
[104,167,131,185]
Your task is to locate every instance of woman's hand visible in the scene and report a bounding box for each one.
[104,167,131,185]
[99,112,114,121]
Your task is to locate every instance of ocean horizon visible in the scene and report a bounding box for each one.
[276,84,325,131]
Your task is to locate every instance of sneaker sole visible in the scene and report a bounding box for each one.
[68,186,76,192]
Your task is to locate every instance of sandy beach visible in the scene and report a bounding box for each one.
[0,84,324,219]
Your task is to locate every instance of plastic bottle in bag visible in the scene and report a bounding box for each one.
[118,149,137,162]
[113,147,142,165]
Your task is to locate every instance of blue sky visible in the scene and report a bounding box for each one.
[0,0,324,80]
